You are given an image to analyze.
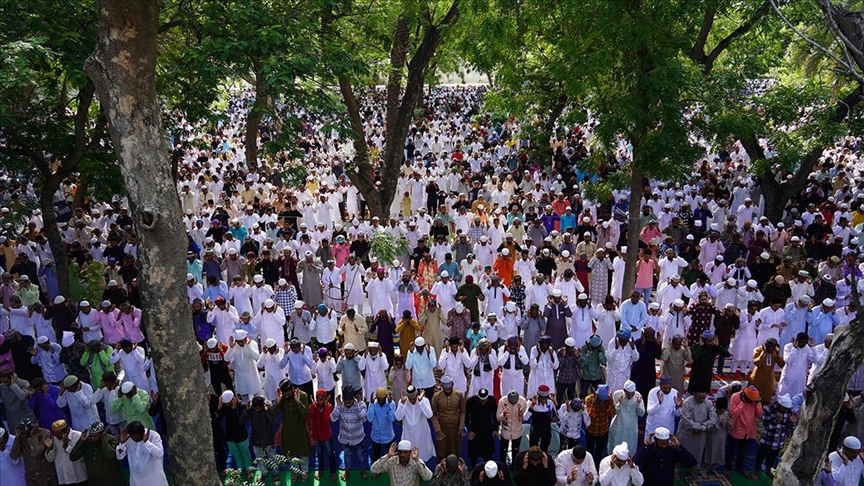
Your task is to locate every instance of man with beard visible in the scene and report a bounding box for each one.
[430,375,466,459]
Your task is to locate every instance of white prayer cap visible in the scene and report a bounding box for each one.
[506,302,516,311]
[253,275,264,283]
[686,234,694,240]
[205,237,214,243]
[551,289,563,297]
[501,249,509,256]
[79,300,90,307]
[294,300,305,308]
[791,236,800,242]
[221,390,235,403]
[101,300,112,308]
[305,250,313,256]
[823,298,835,307]
[623,380,636,393]
[505,232,513,238]
[654,427,670,440]
[415,337,426,347]
[264,299,275,308]
[454,303,464,313]
[440,270,449,277]
[673,299,685,307]
[649,302,661,310]
[777,394,793,408]
[844,436,862,449]
[265,338,277,348]
[760,252,770,260]
[344,343,355,351]
[278,278,287,286]
[484,461,498,477]
[227,248,237,255]
[602,221,610,228]
[578,293,588,300]
[397,440,412,451]
[233,329,247,341]
[747,280,757,288]
[726,278,736,286]
[368,342,379,348]
[37,336,49,344]
[121,382,134,394]
[206,338,218,348]
[582,217,591,223]
[186,273,195,281]
[108,279,118,286]
[61,331,75,348]
[561,250,570,258]
[565,337,576,347]
[671,274,681,281]
[54,296,66,304]
[613,441,630,459]
[480,236,488,242]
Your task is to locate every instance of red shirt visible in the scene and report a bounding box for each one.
[306,401,333,441]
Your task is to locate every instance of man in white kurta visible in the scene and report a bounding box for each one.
[366,272,394,315]
[257,339,287,402]
[497,337,529,397]
[46,421,88,485]
[110,343,149,392]
[555,447,597,486]
[598,442,644,486]
[757,303,786,345]
[253,299,287,349]
[340,258,365,309]
[570,295,599,348]
[777,334,817,398]
[207,299,240,345]
[359,343,389,402]
[437,338,470,393]
[224,330,263,400]
[606,333,639,393]
[644,379,683,437]
[394,387,435,462]
[431,274,458,315]
[116,424,169,486]
[56,375,99,431]
[528,338,560,396]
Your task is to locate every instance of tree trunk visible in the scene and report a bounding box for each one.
[621,167,644,299]
[84,2,219,485]
[244,71,266,170]
[775,313,864,484]
[40,177,71,299]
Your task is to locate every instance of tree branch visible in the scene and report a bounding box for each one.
[770,0,864,84]
[702,0,771,72]
[63,81,96,174]
[689,2,717,64]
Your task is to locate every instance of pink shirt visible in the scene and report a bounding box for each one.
[635,260,656,289]
[729,391,763,439]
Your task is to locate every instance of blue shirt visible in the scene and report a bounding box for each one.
[280,347,315,385]
[336,356,363,391]
[782,303,812,344]
[560,213,577,233]
[439,261,459,281]
[31,343,66,383]
[620,300,648,339]
[406,348,437,389]
[367,401,396,443]
[809,308,839,343]
[203,282,230,302]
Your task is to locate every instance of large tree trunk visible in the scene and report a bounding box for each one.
[244,70,266,170]
[40,177,71,298]
[775,312,864,484]
[84,2,219,485]
[621,167,643,299]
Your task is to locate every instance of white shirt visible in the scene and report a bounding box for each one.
[598,455,644,486]
[555,449,597,485]
[829,451,864,486]
[116,429,170,486]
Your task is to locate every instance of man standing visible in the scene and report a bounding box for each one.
[645,376,683,438]
[370,440,434,486]
[10,418,59,485]
[395,385,435,462]
[465,388,499,467]
[430,375,465,460]
[46,419,88,486]
[56,375,99,431]
[69,421,124,484]
[116,421,169,486]
[675,392,717,477]
[498,390,527,464]
[272,379,312,482]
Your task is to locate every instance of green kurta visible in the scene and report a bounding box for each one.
[456,283,483,322]
[110,389,155,429]
[69,434,125,484]
[272,391,311,456]
[79,347,114,387]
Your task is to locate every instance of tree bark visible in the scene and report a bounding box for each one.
[621,167,644,299]
[84,1,219,485]
[244,69,266,170]
[40,177,71,299]
[775,313,864,484]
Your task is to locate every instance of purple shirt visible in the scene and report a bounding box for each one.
[27,385,65,428]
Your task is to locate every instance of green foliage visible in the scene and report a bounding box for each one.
[369,231,408,265]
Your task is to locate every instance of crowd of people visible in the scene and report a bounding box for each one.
[1,85,864,486]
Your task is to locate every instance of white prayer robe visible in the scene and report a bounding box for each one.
[116,429,170,486]
[366,278,394,315]
[467,348,498,396]
[253,308,287,348]
[528,346,559,396]
[497,346,529,397]
[207,305,240,345]
[359,353,389,402]
[257,349,287,402]
[644,386,682,435]
[777,342,817,398]
[570,304,599,348]
[395,397,435,462]
[605,341,639,393]
[437,348,470,393]
[56,383,99,431]
[225,341,263,397]
[47,429,88,484]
